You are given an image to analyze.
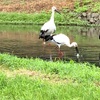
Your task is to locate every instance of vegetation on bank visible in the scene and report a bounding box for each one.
[0,53,100,99]
[0,11,85,25]
[0,0,99,26]
[74,0,100,12]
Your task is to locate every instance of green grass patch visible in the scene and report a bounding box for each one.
[0,73,99,100]
[0,12,35,24]
[0,53,100,99]
[0,12,63,25]
[74,0,100,12]
[0,53,100,82]
[92,2,100,12]
[0,11,89,26]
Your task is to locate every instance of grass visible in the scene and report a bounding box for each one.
[0,53,100,100]
[92,2,100,12]
[0,11,69,25]
[0,11,91,26]
[0,12,35,24]
[74,0,100,12]
[0,53,100,81]
[0,74,99,100]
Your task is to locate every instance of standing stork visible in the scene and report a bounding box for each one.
[39,6,60,43]
[43,33,80,58]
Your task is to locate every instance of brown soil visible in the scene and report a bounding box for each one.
[0,66,71,84]
[0,0,75,13]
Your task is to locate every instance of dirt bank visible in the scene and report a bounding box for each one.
[0,0,75,13]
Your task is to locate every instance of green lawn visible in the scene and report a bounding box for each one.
[0,53,100,100]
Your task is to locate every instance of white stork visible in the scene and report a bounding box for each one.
[39,6,60,42]
[43,33,80,58]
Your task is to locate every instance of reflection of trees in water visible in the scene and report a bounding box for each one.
[57,26,100,40]
[0,32,38,44]
[78,27,100,38]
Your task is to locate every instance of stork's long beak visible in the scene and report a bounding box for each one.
[75,47,80,58]
[55,9,60,14]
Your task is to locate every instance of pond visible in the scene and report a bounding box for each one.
[0,25,100,66]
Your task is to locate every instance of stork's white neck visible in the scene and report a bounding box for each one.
[67,42,77,48]
[50,10,55,22]
[70,43,75,47]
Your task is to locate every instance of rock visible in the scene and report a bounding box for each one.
[87,13,91,20]
[89,18,95,23]
[79,12,100,25]
[91,13,99,18]
[78,16,81,19]
[95,20,100,25]
[94,18,98,21]
[99,15,100,20]
[82,12,87,17]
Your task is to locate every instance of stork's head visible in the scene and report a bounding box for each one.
[39,30,49,39]
[52,6,57,11]
[52,6,60,14]
[71,42,78,47]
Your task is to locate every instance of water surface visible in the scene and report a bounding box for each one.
[0,25,100,66]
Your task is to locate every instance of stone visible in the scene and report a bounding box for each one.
[91,13,99,18]
[87,13,91,20]
[79,12,100,24]
[99,15,100,20]
[82,12,87,17]
[89,18,95,23]
[78,16,81,19]
[95,20,100,25]
[94,18,98,21]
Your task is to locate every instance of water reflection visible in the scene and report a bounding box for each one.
[0,25,99,66]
